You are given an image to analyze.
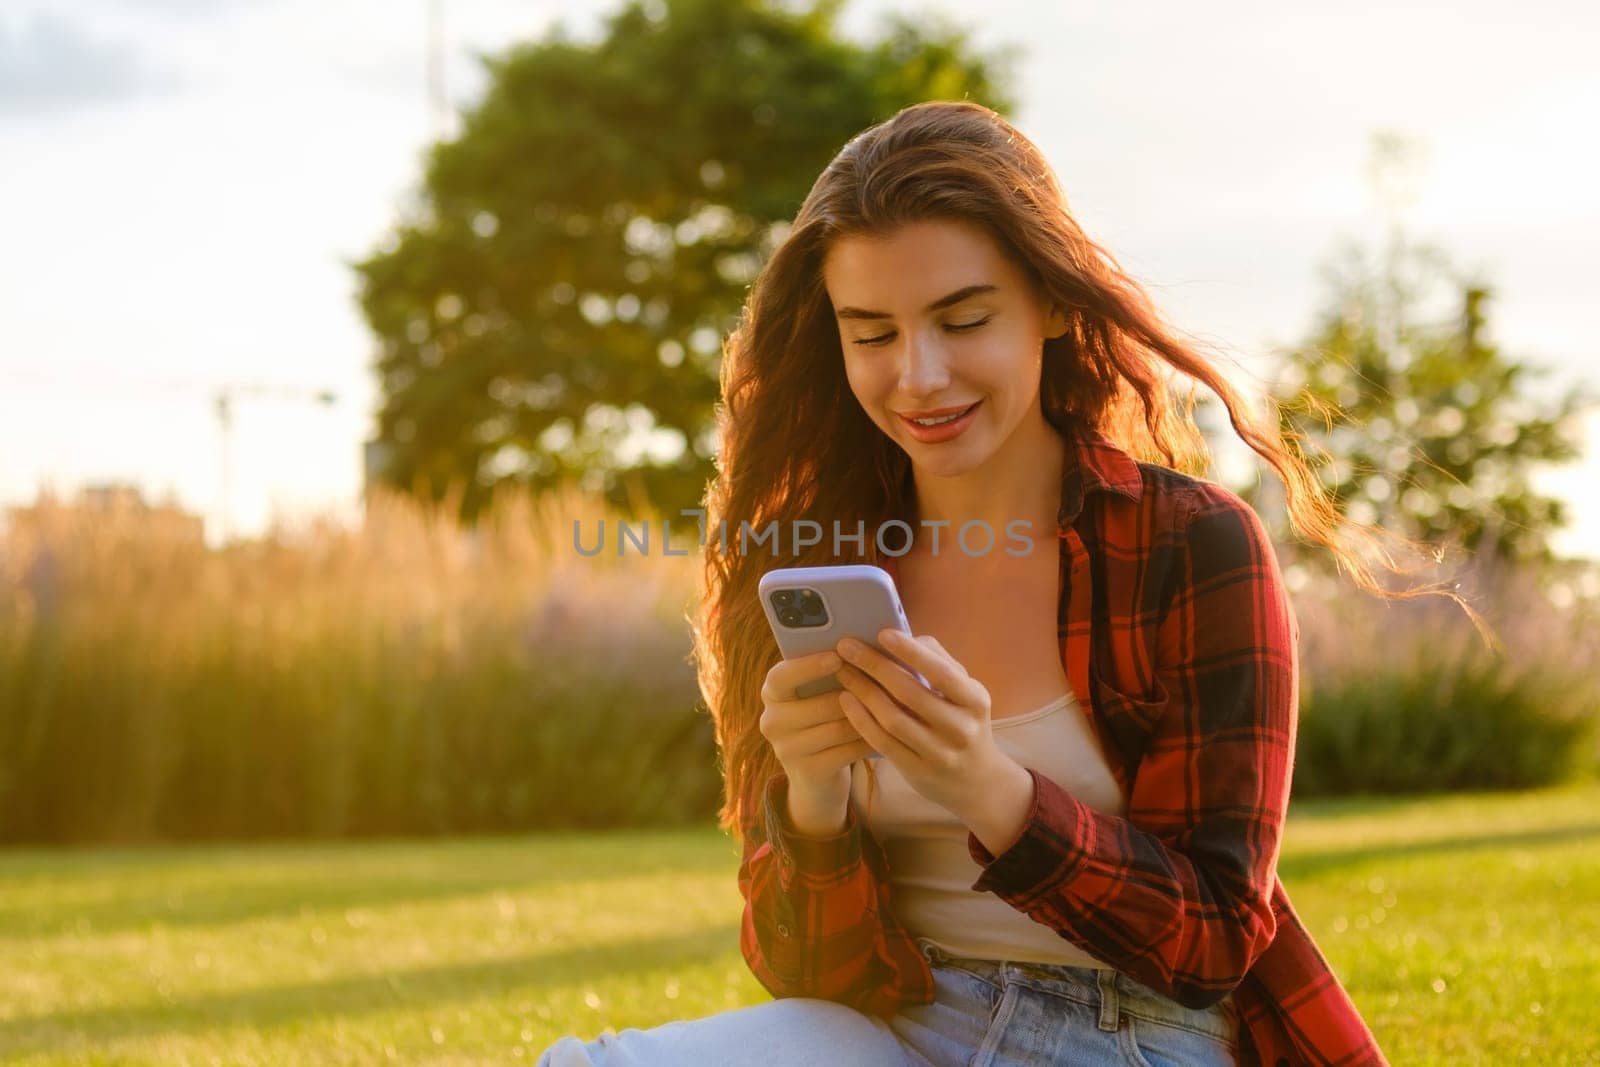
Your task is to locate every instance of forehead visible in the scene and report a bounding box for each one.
[821,218,1019,301]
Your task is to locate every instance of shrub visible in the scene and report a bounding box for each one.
[1288,547,1600,797]
[0,487,717,842]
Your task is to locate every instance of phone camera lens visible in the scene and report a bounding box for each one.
[778,607,803,626]
[772,590,796,608]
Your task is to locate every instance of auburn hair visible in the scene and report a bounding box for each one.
[690,99,1478,846]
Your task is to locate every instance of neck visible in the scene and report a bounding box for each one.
[904,409,1065,559]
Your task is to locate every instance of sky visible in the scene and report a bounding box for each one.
[2,0,1598,556]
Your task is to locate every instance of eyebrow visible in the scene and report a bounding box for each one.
[833,283,999,321]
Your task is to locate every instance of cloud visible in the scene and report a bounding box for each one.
[0,9,181,116]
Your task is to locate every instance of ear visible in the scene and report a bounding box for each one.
[1043,302,1070,341]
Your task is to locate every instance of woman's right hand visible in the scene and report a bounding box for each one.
[759,649,875,801]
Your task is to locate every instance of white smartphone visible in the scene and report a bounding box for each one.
[759,564,932,760]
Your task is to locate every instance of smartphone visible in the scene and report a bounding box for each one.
[759,564,932,760]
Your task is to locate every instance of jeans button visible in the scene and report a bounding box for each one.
[776,922,791,938]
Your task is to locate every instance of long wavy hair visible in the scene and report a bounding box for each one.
[692,99,1476,846]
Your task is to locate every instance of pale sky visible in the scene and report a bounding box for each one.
[3,0,1598,556]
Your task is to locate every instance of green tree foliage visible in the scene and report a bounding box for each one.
[353,0,1017,522]
[1244,237,1594,567]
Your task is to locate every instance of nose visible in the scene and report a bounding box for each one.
[897,327,952,397]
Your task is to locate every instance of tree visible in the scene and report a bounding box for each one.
[353,0,1018,522]
[1245,235,1593,568]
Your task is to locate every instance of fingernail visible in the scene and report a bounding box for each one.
[838,639,861,659]
[821,652,841,671]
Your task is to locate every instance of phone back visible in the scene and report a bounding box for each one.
[759,564,918,699]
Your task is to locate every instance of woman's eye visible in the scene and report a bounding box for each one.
[852,317,992,347]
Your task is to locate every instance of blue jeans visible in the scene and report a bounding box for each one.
[536,936,1240,1066]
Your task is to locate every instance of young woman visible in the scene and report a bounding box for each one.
[538,99,1448,1067]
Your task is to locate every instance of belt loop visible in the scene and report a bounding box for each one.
[1095,968,1120,1032]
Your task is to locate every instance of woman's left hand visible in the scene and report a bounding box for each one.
[835,629,1002,816]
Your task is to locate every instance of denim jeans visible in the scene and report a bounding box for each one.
[536,935,1240,1066]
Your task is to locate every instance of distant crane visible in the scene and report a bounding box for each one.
[0,369,340,544]
[212,384,339,543]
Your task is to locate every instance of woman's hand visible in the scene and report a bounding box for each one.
[834,629,1001,817]
[759,648,875,801]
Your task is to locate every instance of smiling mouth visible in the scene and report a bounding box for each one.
[900,401,980,427]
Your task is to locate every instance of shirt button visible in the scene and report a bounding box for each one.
[776,923,791,938]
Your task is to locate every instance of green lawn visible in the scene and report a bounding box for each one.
[2,785,1597,1065]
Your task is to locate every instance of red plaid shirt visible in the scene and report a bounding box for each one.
[736,425,1387,1066]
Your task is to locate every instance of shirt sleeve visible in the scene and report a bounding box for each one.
[736,770,934,1019]
[964,484,1296,1009]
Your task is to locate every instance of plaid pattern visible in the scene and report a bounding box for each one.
[736,424,1387,1066]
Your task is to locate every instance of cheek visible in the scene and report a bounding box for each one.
[842,354,889,402]
[977,329,1043,388]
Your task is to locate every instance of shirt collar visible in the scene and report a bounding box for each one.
[1056,424,1143,530]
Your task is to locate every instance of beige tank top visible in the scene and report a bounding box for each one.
[848,689,1126,967]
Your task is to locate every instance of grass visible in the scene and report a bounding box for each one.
[1,785,1597,1065]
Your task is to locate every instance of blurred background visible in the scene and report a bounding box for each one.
[2,1,1598,1062]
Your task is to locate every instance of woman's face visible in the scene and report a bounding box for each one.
[821,218,1068,476]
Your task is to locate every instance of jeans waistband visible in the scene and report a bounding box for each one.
[914,936,1238,1047]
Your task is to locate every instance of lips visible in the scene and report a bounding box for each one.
[898,401,980,420]
[898,401,980,423]
[897,399,982,442]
